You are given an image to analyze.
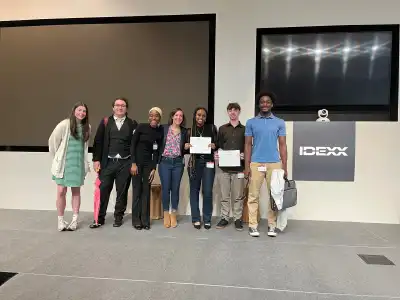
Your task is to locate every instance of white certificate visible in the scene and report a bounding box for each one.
[190,137,212,154]
[218,150,241,167]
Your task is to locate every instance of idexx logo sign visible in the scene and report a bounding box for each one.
[299,146,348,156]
[292,122,356,182]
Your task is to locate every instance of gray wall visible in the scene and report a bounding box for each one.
[0,21,209,146]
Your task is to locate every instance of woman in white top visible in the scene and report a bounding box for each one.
[49,102,91,231]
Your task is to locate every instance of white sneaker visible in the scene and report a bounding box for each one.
[67,220,78,231]
[58,218,68,232]
[67,214,78,231]
[249,227,260,237]
[268,227,277,237]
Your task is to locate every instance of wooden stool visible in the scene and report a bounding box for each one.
[150,184,163,220]
[242,187,261,224]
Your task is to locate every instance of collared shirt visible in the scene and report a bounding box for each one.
[218,121,245,172]
[114,115,126,130]
[245,113,286,163]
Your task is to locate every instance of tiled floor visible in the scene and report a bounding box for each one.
[0,209,399,300]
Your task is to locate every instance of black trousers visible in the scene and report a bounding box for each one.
[98,158,131,223]
[131,164,153,227]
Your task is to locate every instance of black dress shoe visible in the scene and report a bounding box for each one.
[204,223,211,230]
[143,225,150,230]
[113,222,122,227]
[133,225,143,230]
[193,222,201,230]
[89,221,104,229]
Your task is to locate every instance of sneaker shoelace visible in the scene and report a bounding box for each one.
[68,219,78,230]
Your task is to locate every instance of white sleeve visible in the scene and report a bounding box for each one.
[48,120,67,157]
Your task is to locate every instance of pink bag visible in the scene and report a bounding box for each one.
[93,175,101,224]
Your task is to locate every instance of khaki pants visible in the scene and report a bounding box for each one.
[219,172,245,221]
[248,162,282,228]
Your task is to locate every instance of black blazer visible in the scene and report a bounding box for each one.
[158,124,189,163]
[92,116,138,170]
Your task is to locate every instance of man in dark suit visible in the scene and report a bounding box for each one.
[90,97,138,228]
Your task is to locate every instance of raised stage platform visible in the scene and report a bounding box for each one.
[0,209,399,300]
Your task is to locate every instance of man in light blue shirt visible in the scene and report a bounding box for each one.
[244,91,288,238]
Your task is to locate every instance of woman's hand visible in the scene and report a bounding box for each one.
[209,143,216,150]
[184,143,192,150]
[149,169,155,183]
[131,163,138,176]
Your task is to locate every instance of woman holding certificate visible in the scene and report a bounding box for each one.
[186,107,218,230]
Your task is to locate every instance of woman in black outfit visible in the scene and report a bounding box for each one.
[186,107,218,230]
[131,107,163,230]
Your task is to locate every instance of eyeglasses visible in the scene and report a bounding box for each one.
[114,104,126,108]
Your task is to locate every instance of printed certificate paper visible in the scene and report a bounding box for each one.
[190,137,212,154]
[218,150,241,167]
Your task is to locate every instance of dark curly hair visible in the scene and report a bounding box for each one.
[256,91,277,105]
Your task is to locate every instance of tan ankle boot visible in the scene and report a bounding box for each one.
[163,212,171,228]
[170,212,177,228]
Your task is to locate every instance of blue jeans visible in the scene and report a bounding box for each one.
[158,157,184,211]
[188,159,215,223]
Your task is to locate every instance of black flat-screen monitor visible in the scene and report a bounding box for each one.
[255,25,399,119]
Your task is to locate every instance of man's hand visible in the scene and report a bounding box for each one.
[209,143,216,150]
[282,164,288,178]
[240,152,244,160]
[93,161,100,173]
[244,167,251,179]
[149,169,155,183]
[184,143,192,150]
[244,167,251,188]
[131,163,138,176]
[214,150,219,161]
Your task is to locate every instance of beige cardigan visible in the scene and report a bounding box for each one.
[49,119,90,178]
